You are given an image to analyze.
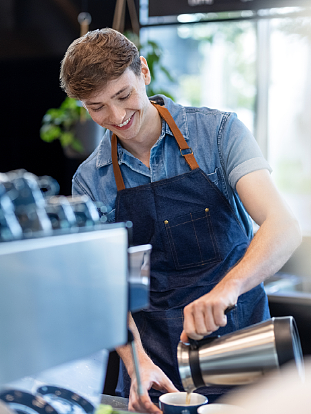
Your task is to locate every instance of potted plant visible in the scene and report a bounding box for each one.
[40,97,104,159]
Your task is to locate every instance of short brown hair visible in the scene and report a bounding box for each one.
[60,28,141,100]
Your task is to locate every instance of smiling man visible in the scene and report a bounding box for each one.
[60,28,301,413]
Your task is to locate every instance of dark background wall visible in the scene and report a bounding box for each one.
[0,0,137,195]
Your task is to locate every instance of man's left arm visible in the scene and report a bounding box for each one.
[181,169,302,341]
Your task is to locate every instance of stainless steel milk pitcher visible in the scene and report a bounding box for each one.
[177,316,304,393]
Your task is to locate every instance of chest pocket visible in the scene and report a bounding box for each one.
[164,208,221,270]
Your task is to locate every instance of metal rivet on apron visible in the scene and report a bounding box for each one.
[205,208,209,212]
[164,220,169,224]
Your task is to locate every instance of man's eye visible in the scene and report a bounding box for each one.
[119,92,131,101]
[92,106,103,112]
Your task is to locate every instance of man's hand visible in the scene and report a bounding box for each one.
[128,359,178,413]
[180,280,239,342]
[116,314,178,414]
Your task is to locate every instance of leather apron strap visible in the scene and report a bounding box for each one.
[111,102,199,191]
[111,129,126,191]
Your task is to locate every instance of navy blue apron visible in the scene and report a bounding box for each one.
[112,102,270,401]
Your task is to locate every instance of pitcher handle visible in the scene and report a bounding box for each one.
[189,304,237,350]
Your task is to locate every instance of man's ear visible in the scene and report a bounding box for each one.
[140,56,151,86]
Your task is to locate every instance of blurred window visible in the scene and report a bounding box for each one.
[140,9,311,235]
[268,17,311,235]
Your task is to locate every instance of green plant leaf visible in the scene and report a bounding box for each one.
[40,95,93,148]
[60,97,79,111]
[70,139,84,153]
[40,124,62,142]
[159,65,174,82]
[60,131,75,147]
[44,108,63,120]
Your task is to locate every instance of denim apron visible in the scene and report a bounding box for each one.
[112,102,270,401]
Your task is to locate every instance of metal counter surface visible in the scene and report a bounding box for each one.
[101,394,163,412]
[101,395,129,411]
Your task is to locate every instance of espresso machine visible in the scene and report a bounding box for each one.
[0,169,151,414]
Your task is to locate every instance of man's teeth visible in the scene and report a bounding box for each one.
[117,115,132,127]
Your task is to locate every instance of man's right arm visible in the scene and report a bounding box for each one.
[116,313,178,414]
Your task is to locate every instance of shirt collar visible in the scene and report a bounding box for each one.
[96,94,190,169]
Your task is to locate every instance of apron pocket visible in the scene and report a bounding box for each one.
[164,208,221,270]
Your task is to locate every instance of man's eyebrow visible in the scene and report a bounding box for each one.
[84,100,101,106]
[111,86,128,99]
[85,87,129,106]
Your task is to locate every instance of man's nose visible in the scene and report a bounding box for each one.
[107,105,126,125]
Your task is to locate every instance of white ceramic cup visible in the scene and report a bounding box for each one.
[197,403,244,414]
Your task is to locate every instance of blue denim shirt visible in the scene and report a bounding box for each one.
[72,95,271,238]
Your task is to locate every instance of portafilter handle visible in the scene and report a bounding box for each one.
[128,329,144,397]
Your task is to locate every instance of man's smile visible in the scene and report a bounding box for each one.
[114,113,135,129]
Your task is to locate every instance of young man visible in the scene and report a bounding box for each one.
[60,28,301,413]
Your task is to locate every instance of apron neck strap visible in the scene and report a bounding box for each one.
[111,102,199,191]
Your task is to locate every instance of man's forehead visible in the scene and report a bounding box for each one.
[83,69,134,104]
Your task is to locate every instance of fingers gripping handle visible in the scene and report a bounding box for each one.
[188,304,237,350]
[186,305,237,390]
